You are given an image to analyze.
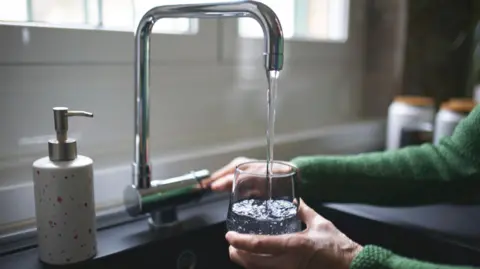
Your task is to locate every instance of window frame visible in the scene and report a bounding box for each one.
[219,0,365,65]
[0,19,219,65]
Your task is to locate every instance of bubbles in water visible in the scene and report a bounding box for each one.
[227,199,300,235]
[232,199,296,220]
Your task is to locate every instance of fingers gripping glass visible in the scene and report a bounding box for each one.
[226,161,301,235]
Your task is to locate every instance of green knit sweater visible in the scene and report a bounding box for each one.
[290,105,480,269]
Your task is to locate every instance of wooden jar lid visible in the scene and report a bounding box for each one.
[394,95,434,107]
[442,98,476,113]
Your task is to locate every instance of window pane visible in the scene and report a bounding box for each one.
[85,0,100,25]
[326,0,349,40]
[31,0,98,26]
[238,0,350,41]
[238,0,295,39]
[0,0,216,35]
[101,0,135,29]
[133,0,192,34]
[102,0,224,34]
[0,0,28,22]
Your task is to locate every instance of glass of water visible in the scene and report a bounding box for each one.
[226,160,301,235]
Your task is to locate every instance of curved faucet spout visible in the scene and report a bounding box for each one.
[133,1,284,189]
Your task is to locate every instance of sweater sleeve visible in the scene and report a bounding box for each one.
[350,245,478,269]
[291,105,480,206]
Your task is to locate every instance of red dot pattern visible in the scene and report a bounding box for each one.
[35,169,96,264]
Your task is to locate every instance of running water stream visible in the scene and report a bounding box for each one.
[266,70,279,201]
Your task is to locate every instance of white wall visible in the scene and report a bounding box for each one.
[0,0,369,233]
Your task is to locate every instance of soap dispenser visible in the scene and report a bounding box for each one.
[33,107,97,265]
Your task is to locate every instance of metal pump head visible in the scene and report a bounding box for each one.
[48,107,93,161]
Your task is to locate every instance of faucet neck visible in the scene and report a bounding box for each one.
[133,1,284,189]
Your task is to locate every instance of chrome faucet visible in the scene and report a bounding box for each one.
[124,1,284,229]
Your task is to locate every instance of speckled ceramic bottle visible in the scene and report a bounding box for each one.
[32,107,97,265]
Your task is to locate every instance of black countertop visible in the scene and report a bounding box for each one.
[327,203,480,246]
[1,193,480,269]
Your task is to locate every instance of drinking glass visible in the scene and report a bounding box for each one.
[226,160,301,235]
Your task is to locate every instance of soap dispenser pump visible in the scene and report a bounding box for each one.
[33,107,97,265]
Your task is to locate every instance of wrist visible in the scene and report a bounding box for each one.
[349,245,394,269]
[345,243,363,269]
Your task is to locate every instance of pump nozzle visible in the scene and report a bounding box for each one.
[49,107,94,161]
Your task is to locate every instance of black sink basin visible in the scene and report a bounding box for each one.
[84,202,480,269]
[93,222,241,269]
[3,195,480,269]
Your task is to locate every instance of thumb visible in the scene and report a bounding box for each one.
[297,199,320,225]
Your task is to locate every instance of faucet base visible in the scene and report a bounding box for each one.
[148,208,179,229]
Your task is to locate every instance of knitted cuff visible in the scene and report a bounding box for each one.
[350,245,394,269]
[290,156,310,169]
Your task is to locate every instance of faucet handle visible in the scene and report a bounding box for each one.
[124,169,211,218]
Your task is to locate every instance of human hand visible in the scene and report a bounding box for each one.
[207,157,295,192]
[208,157,255,192]
[226,200,363,269]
